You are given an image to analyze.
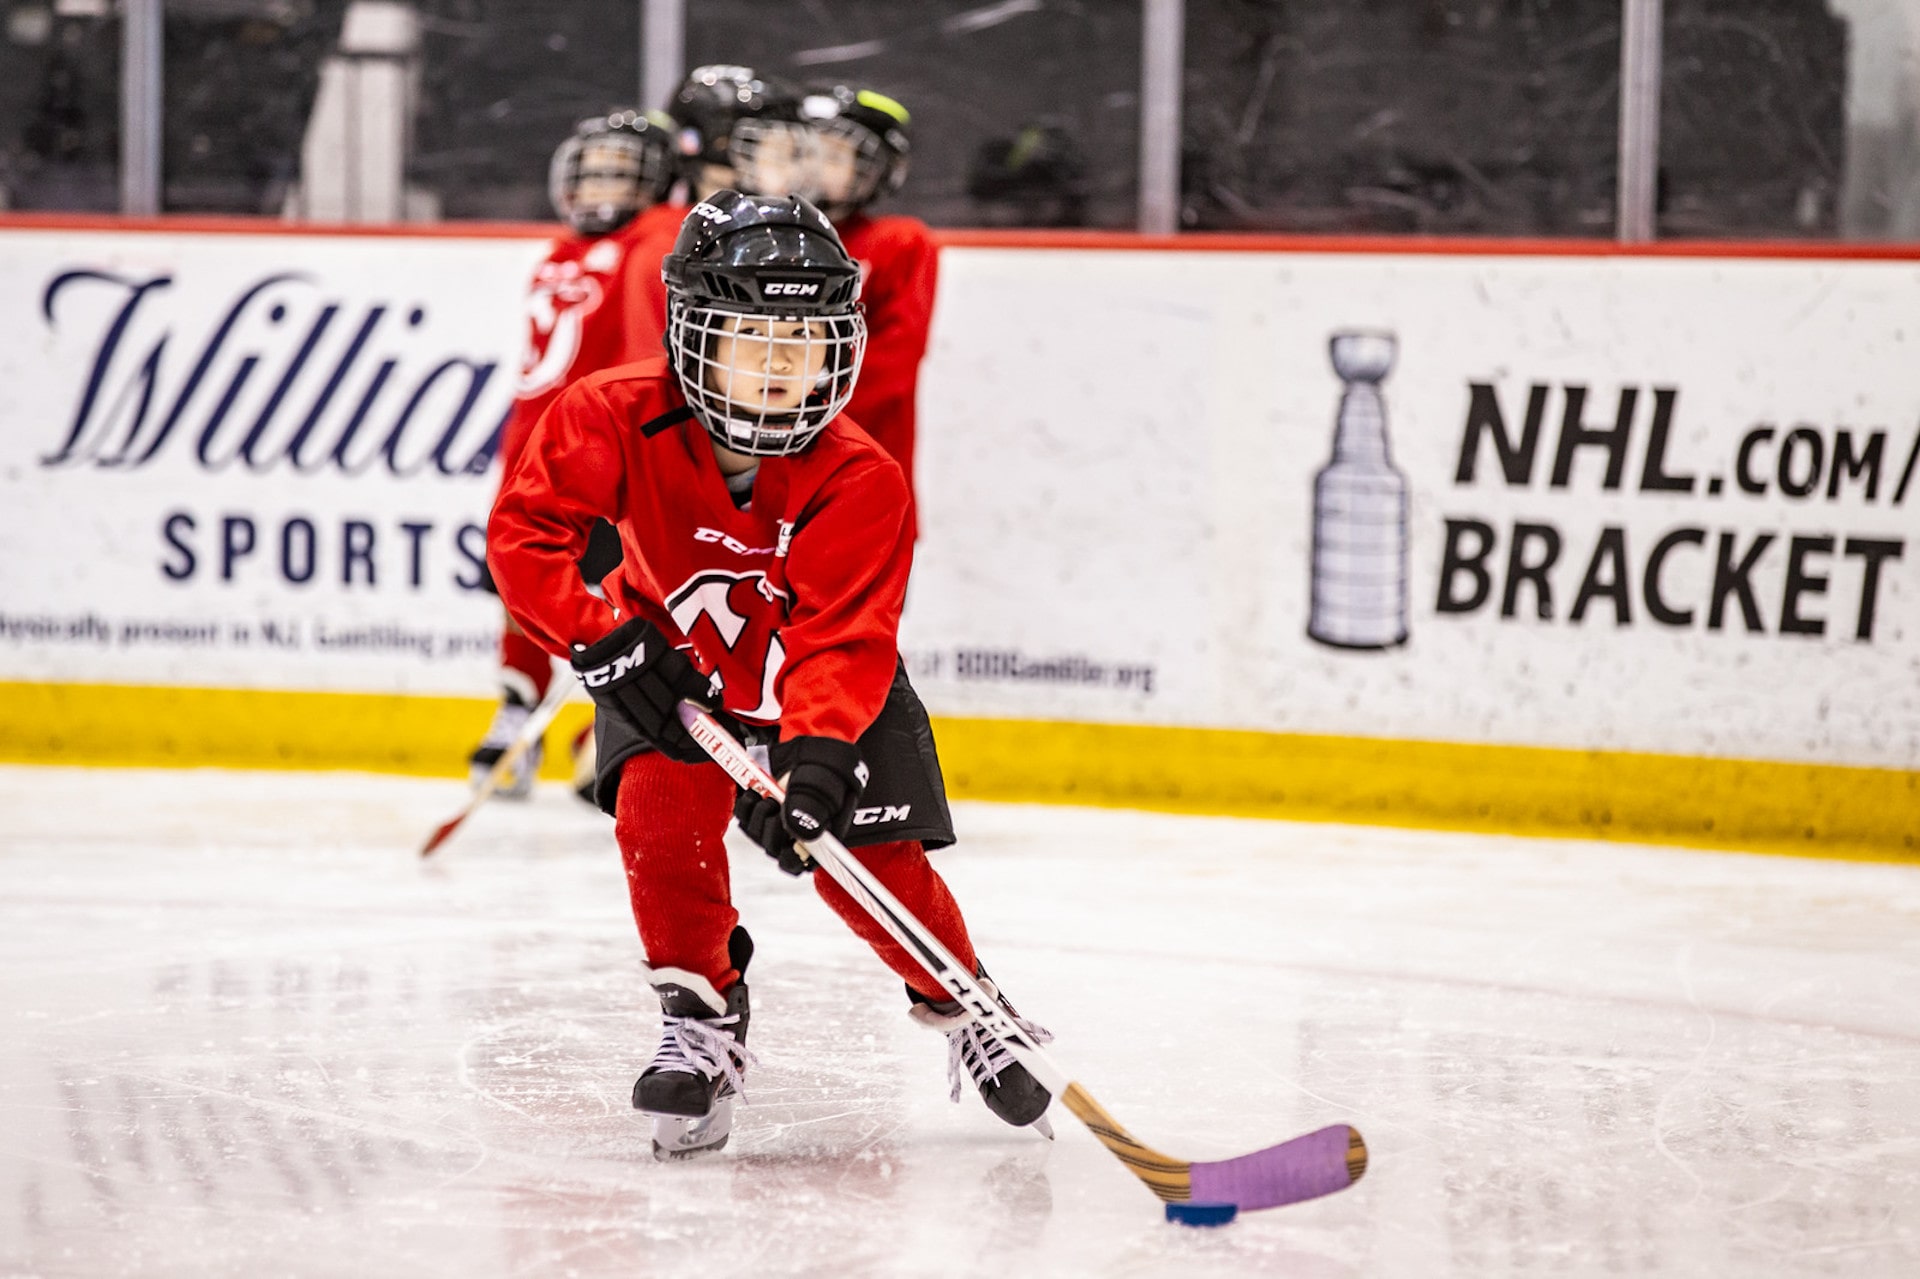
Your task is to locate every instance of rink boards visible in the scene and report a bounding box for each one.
[0,219,1913,857]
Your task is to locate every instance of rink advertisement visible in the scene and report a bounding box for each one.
[0,226,545,703]
[0,222,1912,849]
[903,247,1919,783]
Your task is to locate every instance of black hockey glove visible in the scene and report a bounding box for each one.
[733,736,867,875]
[570,616,713,765]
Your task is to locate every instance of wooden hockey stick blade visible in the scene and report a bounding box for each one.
[420,677,579,858]
[1060,1084,1365,1210]
[677,702,1369,1214]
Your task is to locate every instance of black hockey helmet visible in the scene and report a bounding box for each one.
[800,82,912,217]
[666,64,816,198]
[548,108,678,235]
[662,190,867,457]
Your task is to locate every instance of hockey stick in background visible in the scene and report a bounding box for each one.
[419,676,581,858]
[678,703,1368,1223]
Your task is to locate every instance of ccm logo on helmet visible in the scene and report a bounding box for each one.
[762,280,821,297]
[576,640,647,688]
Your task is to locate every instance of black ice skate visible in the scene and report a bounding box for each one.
[467,691,543,799]
[909,972,1055,1138]
[634,929,757,1162]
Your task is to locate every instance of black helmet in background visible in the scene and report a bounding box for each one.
[667,65,818,200]
[548,108,678,235]
[801,83,912,219]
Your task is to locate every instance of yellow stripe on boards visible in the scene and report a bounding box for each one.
[0,682,1913,861]
[0,681,592,780]
[930,716,1919,863]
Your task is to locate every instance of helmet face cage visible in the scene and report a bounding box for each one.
[549,119,676,234]
[726,117,821,199]
[813,116,894,211]
[801,87,910,215]
[667,302,868,457]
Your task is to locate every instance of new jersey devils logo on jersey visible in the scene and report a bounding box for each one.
[514,246,619,396]
[666,569,788,720]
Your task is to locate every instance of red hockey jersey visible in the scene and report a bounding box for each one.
[487,360,913,745]
[497,201,685,474]
[621,199,688,369]
[837,213,938,536]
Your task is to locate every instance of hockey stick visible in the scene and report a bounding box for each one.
[420,675,580,858]
[678,703,1368,1219]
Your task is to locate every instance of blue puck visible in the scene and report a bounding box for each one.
[1165,1201,1238,1227]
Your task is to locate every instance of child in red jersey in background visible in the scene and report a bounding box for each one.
[467,109,680,794]
[487,191,1051,1161]
[470,72,821,797]
[620,65,823,356]
[800,83,937,537]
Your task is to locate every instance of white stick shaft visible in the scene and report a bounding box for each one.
[421,675,579,857]
[485,674,579,794]
[678,704,1072,1096]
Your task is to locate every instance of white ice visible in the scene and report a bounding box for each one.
[2,765,1917,1278]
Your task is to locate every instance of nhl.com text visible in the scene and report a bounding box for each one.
[1435,381,1911,640]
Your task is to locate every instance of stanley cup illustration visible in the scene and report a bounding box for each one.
[1308,331,1410,650]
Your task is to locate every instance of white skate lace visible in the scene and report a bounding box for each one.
[946,1011,1052,1104]
[653,1011,760,1100]
[477,700,532,751]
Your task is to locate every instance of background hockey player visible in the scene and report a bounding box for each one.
[486,191,1052,1160]
[470,73,818,799]
[617,63,822,359]
[799,82,938,537]
[468,108,680,797]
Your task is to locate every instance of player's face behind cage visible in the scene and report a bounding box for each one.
[551,133,673,234]
[663,190,865,455]
[672,308,866,456]
[727,118,820,200]
[812,120,888,211]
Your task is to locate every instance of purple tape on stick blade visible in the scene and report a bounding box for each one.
[1187,1124,1354,1211]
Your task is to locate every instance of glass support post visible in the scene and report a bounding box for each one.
[642,0,685,117]
[1138,0,1184,235]
[121,0,164,215]
[1617,0,1663,242]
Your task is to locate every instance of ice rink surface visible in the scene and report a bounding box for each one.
[2,765,1917,1279]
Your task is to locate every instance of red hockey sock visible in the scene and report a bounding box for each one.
[614,751,742,991]
[498,629,553,704]
[812,840,978,1003]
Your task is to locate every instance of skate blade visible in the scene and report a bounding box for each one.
[648,1099,736,1162]
[1030,1111,1055,1141]
[653,1132,730,1162]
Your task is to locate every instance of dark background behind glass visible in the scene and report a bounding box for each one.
[0,0,347,215]
[0,0,1877,239]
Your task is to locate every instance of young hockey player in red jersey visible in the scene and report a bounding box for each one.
[487,190,1052,1160]
[800,83,937,534]
[468,109,681,795]
[472,78,818,798]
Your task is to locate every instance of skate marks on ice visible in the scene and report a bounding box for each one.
[928,803,1920,1276]
[1,767,1918,1277]
[0,769,1071,1278]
